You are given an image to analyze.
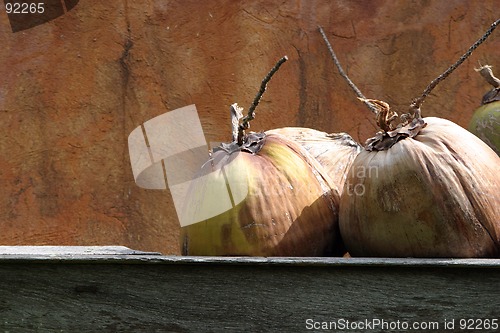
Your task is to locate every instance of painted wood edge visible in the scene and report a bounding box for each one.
[0,252,499,268]
[117,255,500,268]
[0,245,162,256]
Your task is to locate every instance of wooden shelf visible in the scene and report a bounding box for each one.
[1,246,499,332]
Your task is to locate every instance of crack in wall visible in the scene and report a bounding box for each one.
[120,0,133,87]
[119,0,136,206]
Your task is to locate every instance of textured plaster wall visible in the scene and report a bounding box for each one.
[0,0,498,253]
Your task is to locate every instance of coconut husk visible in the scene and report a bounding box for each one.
[340,117,500,258]
[181,132,343,256]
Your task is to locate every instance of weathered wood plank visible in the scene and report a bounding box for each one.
[0,247,499,267]
[0,245,161,256]
[0,247,499,332]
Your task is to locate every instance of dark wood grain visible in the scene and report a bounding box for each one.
[0,247,499,332]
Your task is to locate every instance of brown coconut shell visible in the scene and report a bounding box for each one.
[181,132,342,256]
[339,117,500,258]
[266,127,362,191]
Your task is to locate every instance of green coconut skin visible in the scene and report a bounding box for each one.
[468,101,500,156]
[468,65,500,156]
[180,133,342,256]
[339,117,500,258]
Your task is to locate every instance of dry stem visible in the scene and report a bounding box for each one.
[237,56,288,145]
[318,26,378,115]
[410,18,500,114]
[476,64,500,88]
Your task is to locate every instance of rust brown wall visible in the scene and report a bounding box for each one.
[0,1,498,254]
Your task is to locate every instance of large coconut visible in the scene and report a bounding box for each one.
[320,20,500,257]
[339,105,500,258]
[180,128,341,256]
[180,56,345,256]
